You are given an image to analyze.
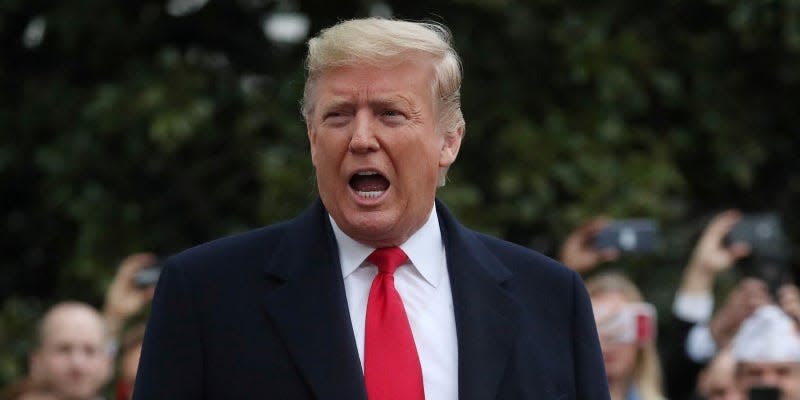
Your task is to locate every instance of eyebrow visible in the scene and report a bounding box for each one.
[319,94,416,111]
[370,95,415,110]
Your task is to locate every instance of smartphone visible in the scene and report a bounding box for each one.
[726,213,789,260]
[594,219,661,253]
[749,386,780,400]
[133,263,162,287]
[727,213,791,293]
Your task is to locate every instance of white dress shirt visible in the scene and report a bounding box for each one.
[672,290,718,362]
[330,207,458,400]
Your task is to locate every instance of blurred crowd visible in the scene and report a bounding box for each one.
[0,254,157,400]
[562,210,799,400]
[1,210,797,400]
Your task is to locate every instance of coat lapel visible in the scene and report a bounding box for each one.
[436,201,519,400]
[260,201,367,400]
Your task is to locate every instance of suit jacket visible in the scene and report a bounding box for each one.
[662,314,708,400]
[133,200,609,399]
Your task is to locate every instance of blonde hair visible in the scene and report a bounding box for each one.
[585,273,666,400]
[302,18,465,186]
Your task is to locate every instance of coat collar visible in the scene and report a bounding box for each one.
[435,200,520,400]
[261,199,520,400]
[261,200,367,400]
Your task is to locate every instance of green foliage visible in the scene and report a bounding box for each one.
[2,0,799,389]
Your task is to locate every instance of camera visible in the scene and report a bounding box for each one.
[594,219,661,254]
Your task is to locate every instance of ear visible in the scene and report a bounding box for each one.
[439,125,464,168]
[29,351,42,381]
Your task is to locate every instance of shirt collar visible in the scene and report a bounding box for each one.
[329,207,445,288]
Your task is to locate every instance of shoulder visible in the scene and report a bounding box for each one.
[435,199,577,285]
[170,220,289,268]
[163,201,326,278]
[471,230,577,284]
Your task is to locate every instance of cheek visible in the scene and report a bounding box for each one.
[49,354,72,371]
[785,372,800,390]
[615,344,639,370]
[405,137,444,173]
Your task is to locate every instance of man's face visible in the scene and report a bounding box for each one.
[307,57,462,247]
[29,307,111,400]
[737,362,800,400]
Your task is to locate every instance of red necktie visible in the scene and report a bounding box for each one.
[364,247,425,400]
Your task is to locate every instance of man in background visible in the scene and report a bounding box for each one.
[28,302,112,400]
[732,305,800,399]
[22,252,155,400]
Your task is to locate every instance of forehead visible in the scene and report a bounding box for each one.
[41,307,105,346]
[591,290,628,306]
[313,58,436,104]
[740,361,800,373]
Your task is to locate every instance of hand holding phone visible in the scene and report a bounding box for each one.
[726,213,789,261]
[726,213,791,293]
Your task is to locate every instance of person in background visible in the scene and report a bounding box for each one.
[15,252,156,400]
[558,211,752,398]
[586,272,667,400]
[27,302,112,400]
[731,305,800,400]
[114,324,145,400]
[102,253,156,400]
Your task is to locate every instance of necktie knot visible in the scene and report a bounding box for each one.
[368,247,408,275]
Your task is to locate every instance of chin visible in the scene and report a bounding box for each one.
[342,213,404,245]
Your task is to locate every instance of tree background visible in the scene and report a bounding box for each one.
[1,0,799,389]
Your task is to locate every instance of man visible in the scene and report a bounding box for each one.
[133,17,608,399]
[28,302,112,400]
[731,305,800,399]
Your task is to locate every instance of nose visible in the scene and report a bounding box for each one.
[67,347,93,370]
[760,370,781,387]
[349,111,379,154]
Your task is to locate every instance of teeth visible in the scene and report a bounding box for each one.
[357,171,378,176]
[356,190,384,198]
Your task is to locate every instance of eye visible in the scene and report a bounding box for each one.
[380,109,406,123]
[322,111,350,127]
[55,343,72,355]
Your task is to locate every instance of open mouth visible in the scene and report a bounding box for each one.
[349,171,389,199]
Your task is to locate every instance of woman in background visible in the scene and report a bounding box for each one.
[586,272,667,400]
